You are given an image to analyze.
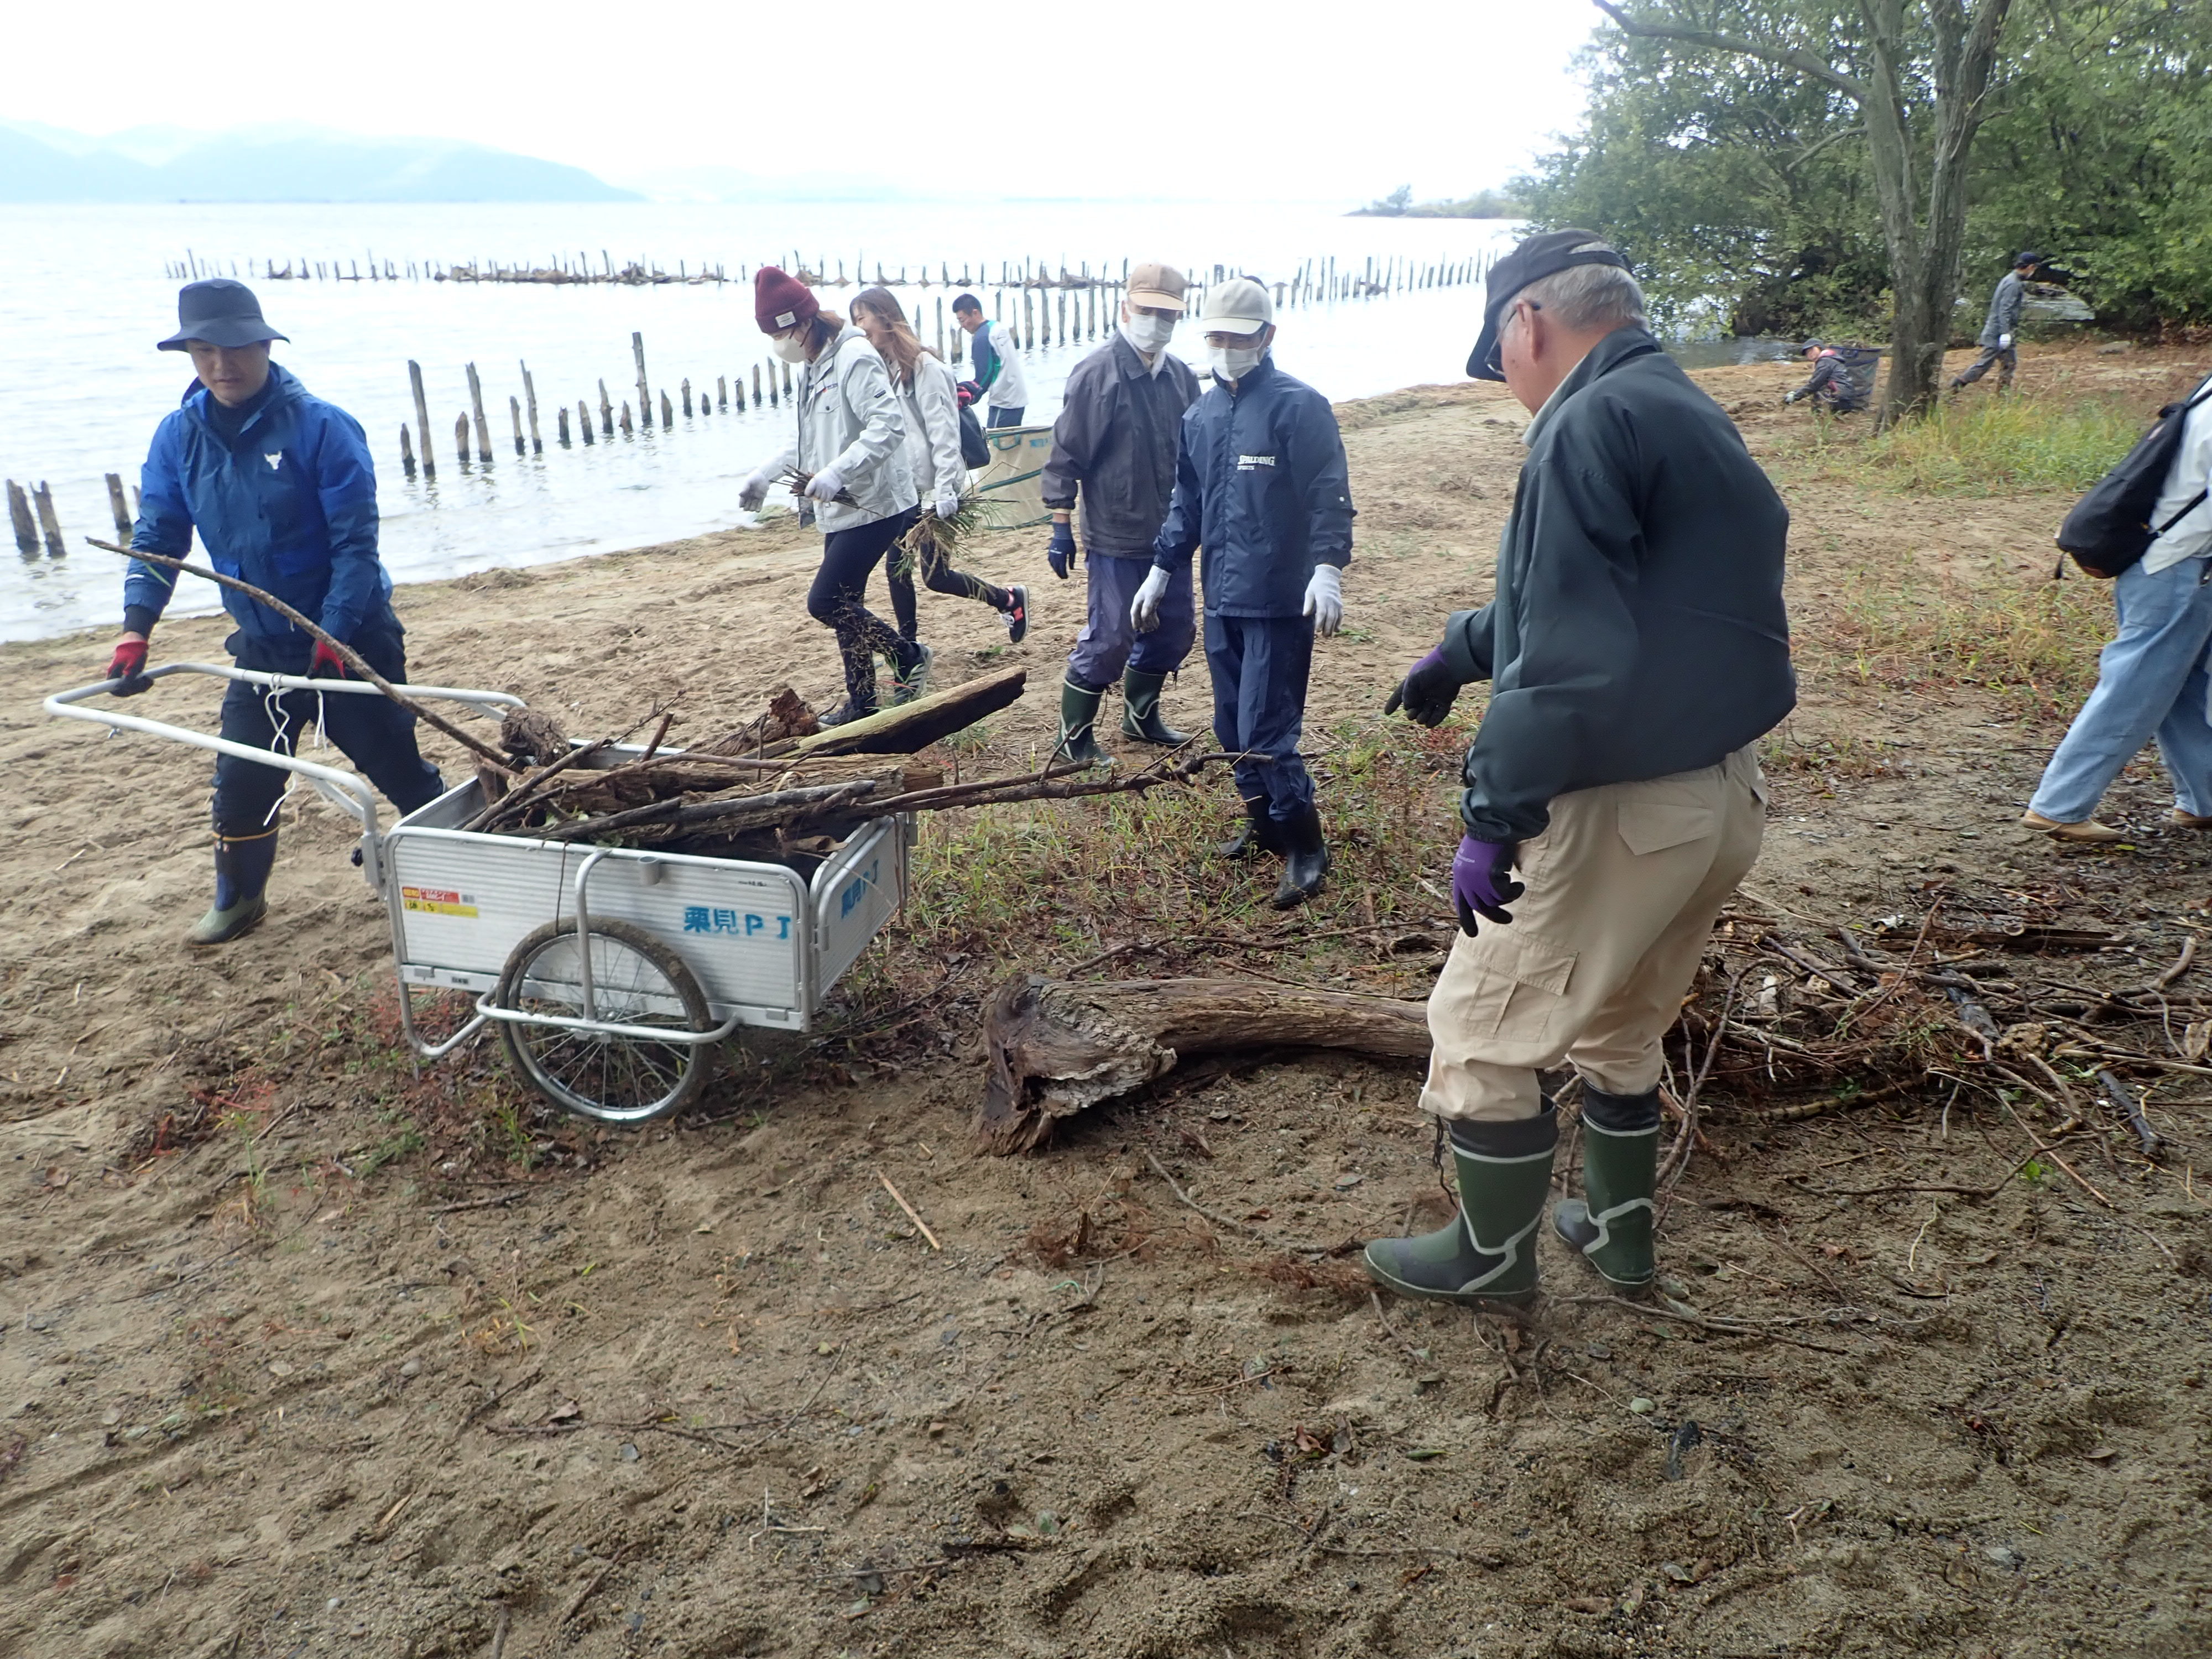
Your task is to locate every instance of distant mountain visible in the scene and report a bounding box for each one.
[0,121,640,203]
[613,165,909,205]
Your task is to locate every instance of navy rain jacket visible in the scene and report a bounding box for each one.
[125,361,395,658]
[1149,356,1354,617]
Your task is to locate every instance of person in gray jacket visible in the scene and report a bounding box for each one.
[1363,229,1794,1310]
[1950,252,2039,393]
[1039,262,1202,763]
[739,267,924,724]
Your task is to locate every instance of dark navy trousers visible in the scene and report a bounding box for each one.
[1204,612,1316,822]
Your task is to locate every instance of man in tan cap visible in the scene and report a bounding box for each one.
[1040,262,1203,763]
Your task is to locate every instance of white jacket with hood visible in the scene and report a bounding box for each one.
[763,324,914,532]
[894,353,967,504]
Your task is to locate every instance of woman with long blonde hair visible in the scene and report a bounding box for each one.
[849,285,1027,645]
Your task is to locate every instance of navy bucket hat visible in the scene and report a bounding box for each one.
[158,278,289,351]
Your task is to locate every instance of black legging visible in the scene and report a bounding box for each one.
[886,533,1012,643]
[808,508,922,709]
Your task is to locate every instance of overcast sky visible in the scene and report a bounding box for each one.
[7,0,1601,202]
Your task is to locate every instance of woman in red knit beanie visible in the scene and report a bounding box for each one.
[739,267,929,722]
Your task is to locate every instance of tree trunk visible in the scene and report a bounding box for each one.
[780,666,1029,759]
[978,974,1431,1153]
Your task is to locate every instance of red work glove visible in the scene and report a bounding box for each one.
[955,380,980,409]
[107,637,150,696]
[307,640,352,679]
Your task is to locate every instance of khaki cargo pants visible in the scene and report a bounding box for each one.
[1421,747,1767,1122]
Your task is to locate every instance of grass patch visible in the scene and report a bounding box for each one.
[1787,380,2142,497]
[1816,563,2112,722]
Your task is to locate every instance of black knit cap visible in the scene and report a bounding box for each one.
[1467,228,1631,381]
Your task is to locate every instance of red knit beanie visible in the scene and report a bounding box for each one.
[754,267,818,334]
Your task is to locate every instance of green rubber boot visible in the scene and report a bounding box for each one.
[187,826,277,947]
[1120,668,1188,745]
[1553,1084,1660,1291]
[1053,676,1114,767]
[1364,1105,1557,1306]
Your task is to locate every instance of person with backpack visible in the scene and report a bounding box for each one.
[738,268,927,724]
[1039,262,1203,764]
[952,293,1029,427]
[1783,341,1869,414]
[1949,252,2039,394]
[848,286,1028,651]
[2024,373,2212,842]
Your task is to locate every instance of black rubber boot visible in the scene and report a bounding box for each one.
[1053,676,1113,766]
[1218,796,1276,860]
[1120,669,1188,745]
[1553,1084,1661,1290]
[1270,804,1329,909]
[189,826,278,946]
[1364,1106,1558,1306]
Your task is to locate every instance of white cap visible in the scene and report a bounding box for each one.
[1201,276,1273,336]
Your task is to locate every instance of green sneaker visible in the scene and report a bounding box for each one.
[1553,1085,1660,1290]
[1365,1107,1557,1306]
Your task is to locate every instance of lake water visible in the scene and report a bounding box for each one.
[0,201,1522,644]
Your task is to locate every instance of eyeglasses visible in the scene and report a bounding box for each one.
[1484,299,1543,374]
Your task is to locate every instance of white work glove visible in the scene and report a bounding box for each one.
[1130,566,1171,633]
[1303,564,1343,638]
[1999,333,2013,349]
[738,467,774,513]
[934,490,961,520]
[805,466,846,503]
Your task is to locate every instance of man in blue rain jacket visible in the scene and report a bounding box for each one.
[1135,277,1354,909]
[107,279,441,945]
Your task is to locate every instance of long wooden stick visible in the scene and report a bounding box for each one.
[877,1170,942,1250]
[87,536,514,774]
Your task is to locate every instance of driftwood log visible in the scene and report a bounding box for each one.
[978,974,1431,1153]
[779,665,1027,757]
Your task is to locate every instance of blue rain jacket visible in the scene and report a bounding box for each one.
[1150,356,1354,618]
[125,362,394,653]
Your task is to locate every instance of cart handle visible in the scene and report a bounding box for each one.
[45,662,528,893]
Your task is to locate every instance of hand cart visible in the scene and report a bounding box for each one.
[47,662,909,1124]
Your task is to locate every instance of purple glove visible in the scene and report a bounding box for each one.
[1383,646,1462,726]
[1451,834,1523,936]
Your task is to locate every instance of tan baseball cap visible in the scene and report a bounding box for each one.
[1201,276,1274,336]
[1126,261,1189,313]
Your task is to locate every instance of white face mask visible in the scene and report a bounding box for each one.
[1123,312,1175,353]
[770,331,811,364]
[1208,343,1266,383]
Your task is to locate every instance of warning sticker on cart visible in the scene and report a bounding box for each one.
[401,885,479,918]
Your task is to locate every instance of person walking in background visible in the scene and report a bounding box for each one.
[1039,262,1202,765]
[2022,370,2212,843]
[952,293,1029,427]
[1135,277,1353,910]
[848,286,1028,650]
[1363,231,1792,1308]
[108,279,443,945]
[1949,252,2039,394]
[738,268,927,724]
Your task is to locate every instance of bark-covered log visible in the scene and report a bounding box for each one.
[783,666,1027,758]
[978,974,1431,1153]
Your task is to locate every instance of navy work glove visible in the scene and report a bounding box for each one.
[1383,646,1461,727]
[1046,519,1076,580]
[308,640,352,679]
[107,636,150,696]
[1451,834,1523,937]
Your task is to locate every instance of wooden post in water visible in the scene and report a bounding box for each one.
[465,363,493,463]
[521,362,542,453]
[557,405,572,446]
[398,426,416,479]
[659,390,674,429]
[1023,288,1034,350]
[754,364,765,408]
[598,380,614,436]
[632,332,651,426]
[717,374,728,411]
[32,483,64,557]
[408,361,436,480]
[7,481,39,555]
[620,403,634,436]
[1056,289,1066,346]
[577,400,594,445]
[780,361,792,400]
[509,396,526,456]
[455,414,472,469]
[681,379,692,418]
[935,296,945,360]
[105,473,133,538]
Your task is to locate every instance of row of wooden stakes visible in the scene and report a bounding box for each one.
[8,475,133,560]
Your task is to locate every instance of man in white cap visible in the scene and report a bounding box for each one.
[1135,276,1353,907]
[1039,261,1203,763]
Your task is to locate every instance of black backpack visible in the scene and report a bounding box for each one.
[958,401,990,468]
[2057,378,2212,578]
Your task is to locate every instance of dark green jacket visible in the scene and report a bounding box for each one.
[1440,327,1794,841]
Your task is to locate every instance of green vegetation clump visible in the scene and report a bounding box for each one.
[1352,185,1524,220]
[1791,387,2143,497]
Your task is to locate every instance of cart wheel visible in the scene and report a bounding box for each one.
[494,917,713,1124]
